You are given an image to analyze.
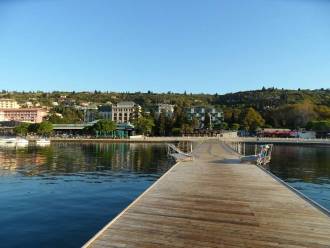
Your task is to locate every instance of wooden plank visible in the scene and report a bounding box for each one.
[84,141,330,248]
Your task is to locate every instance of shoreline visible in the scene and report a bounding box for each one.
[49,136,330,145]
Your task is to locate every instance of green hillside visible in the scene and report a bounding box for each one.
[1,88,330,131]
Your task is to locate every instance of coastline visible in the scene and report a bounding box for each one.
[49,136,330,145]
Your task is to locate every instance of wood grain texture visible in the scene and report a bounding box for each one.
[84,141,330,248]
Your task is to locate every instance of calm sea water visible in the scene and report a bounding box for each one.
[245,143,330,211]
[0,142,173,248]
[1,142,329,248]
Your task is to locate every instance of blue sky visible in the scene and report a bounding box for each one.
[0,0,329,93]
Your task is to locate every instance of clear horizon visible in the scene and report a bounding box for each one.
[0,0,329,94]
[0,87,329,95]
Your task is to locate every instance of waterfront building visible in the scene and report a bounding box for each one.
[0,99,20,109]
[98,104,112,120]
[112,101,141,124]
[186,106,224,129]
[81,101,141,124]
[52,122,135,137]
[79,102,90,107]
[24,101,34,108]
[259,128,317,139]
[155,104,174,118]
[0,111,4,121]
[0,108,47,123]
[82,104,99,123]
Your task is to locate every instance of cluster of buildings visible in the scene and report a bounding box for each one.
[0,99,47,123]
[0,97,224,128]
[82,102,224,129]
[257,128,317,139]
[0,97,225,136]
[186,106,224,129]
[83,101,142,124]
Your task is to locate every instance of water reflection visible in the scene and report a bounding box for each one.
[0,143,172,178]
[270,145,330,184]
[0,142,173,248]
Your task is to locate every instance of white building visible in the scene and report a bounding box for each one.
[83,104,99,123]
[0,99,20,109]
[155,104,174,117]
[0,111,5,121]
[82,101,141,124]
[112,101,141,124]
[24,101,34,108]
[0,108,47,123]
[186,106,224,129]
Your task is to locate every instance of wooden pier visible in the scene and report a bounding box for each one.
[84,140,330,248]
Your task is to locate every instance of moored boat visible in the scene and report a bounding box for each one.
[0,137,29,147]
[35,138,51,146]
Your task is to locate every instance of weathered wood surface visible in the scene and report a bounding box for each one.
[84,141,330,248]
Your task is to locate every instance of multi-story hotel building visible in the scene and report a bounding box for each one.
[186,106,224,129]
[154,104,174,118]
[0,108,47,123]
[112,101,141,124]
[82,101,141,124]
[0,99,20,109]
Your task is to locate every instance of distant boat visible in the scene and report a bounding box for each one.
[0,137,29,147]
[36,138,51,146]
[0,138,17,145]
[16,138,29,145]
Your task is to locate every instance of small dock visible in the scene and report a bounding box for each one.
[84,140,330,248]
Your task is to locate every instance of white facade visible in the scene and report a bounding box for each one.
[155,104,174,117]
[82,101,141,124]
[112,101,141,124]
[0,108,47,123]
[186,106,224,128]
[0,111,5,121]
[0,99,19,109]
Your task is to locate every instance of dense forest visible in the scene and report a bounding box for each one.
[1,88,330,132]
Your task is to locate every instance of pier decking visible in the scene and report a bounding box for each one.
[84,141,330,248]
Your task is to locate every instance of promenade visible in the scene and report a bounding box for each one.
[50,136,330,145]
[84,140,330,248]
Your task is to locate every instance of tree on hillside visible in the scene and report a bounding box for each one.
[223,108,241,126]
[92,120,117,133]
[306,121,330,132]
[315,105,330,120]
[155,111,166,136]
[240,107,265,131]
[191,117,200,130]
[36,121,53,137]
[14,123,30,136]
[134,117,155,135]
[181,123,193,134]
[271,101,317,129]
[48,106,83,124]
[203,113,211,129]
[231,123,240,130]
[28,123,39,134]
[165,115,174,135]
[172,105,186,128]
